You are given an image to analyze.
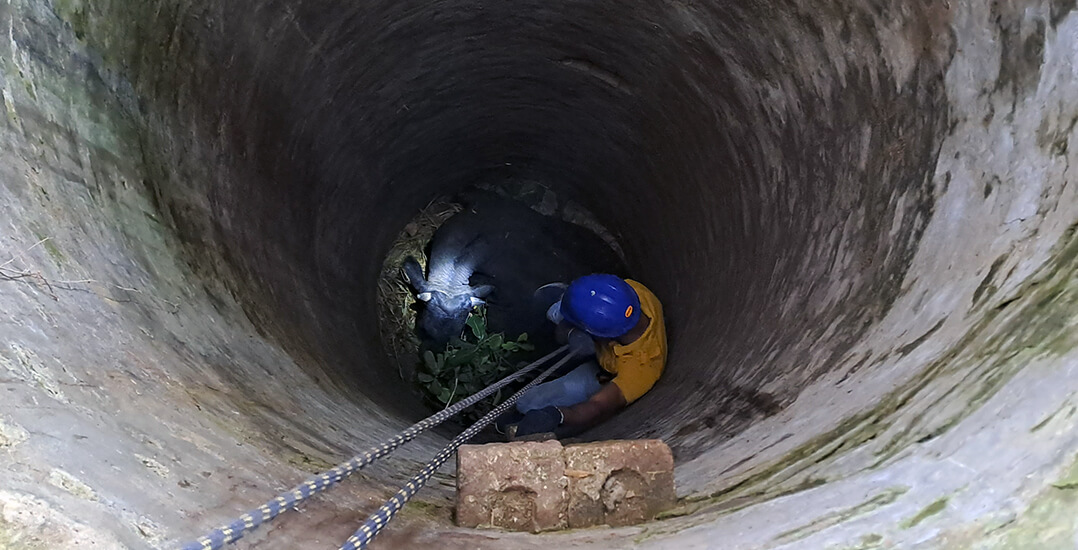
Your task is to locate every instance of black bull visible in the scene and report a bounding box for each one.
[403,192,625,350]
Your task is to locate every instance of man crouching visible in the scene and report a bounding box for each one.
[499,274,667,439]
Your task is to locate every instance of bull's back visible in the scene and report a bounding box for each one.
[457,195,625,343]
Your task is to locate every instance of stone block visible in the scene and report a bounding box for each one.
[456,440,568,532]
[562,439,675,528]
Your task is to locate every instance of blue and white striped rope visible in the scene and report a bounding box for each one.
[181,345,570,550]
[339,350,576,549]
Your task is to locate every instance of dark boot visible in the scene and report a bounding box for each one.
[493,408,525,437]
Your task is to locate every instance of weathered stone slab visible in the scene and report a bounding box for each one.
[562,439,675,528]
[456,440,568,532]
[456,439,675,531]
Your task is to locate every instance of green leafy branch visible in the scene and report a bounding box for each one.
[416,307,534,422]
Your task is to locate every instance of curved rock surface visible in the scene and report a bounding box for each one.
[0,0,1076,548]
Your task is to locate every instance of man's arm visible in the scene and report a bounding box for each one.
[556,382,627,437]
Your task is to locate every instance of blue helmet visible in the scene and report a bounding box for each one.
[561,274,641,338]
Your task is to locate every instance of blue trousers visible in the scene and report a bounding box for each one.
[516,361,603,413]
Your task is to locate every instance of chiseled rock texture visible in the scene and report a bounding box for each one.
[563,440,676,528]
[456,440,569,532]
[456,440,675,531]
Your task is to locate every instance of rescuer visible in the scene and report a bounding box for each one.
[500,274,667,438]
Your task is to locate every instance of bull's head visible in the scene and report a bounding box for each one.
[403,256,494,346]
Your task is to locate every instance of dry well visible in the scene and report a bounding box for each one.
[1,0,1077,548]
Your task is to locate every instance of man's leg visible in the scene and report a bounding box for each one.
[515,361,602,413]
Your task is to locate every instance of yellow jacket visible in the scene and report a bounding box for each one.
[596,280,667,404]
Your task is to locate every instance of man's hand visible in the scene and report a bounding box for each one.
[510,406,563,437]
[567,328,596,357]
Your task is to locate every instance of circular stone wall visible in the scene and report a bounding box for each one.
[0,0,1076,548]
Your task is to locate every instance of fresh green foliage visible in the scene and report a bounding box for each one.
[416,307,534,422]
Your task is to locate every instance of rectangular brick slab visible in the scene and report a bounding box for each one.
[562,439,675,528]
[456,439,676,531]
[456,440,568,532]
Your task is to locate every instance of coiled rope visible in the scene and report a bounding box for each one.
[339,349,576,549]
[182,345,571,550]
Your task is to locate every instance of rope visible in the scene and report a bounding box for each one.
[181,345,570,550]
[339,350,577,550]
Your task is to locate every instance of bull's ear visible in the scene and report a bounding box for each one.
[471,284,494,298]
[469,296,486,307]
[417,292,433,302]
